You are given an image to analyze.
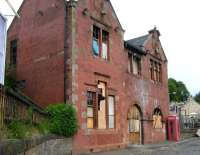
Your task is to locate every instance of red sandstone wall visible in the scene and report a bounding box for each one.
[7,0,169,153]
[73,0,169,152]
[7,0,65,107]
[72,0,127,153]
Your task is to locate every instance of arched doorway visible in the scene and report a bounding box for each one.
[128,104,142,144]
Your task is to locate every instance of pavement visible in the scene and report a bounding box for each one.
[90,137,200,155]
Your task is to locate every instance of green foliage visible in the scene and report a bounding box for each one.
[4,75,17,89]
[7,120,27,139]
[6,119,51,139]
[46,103,78,137]
[168,78,190,102]
[27,107,33,124]
[37,120,50,135]
[0,127,9,140]
[194,92,200,104]
[4,65,17,89]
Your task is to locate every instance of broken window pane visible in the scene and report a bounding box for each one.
[92,40,99,56]
[92,26,109,60]
[102,42,108,59]
[92,26,100,56]
[102,30,108,59]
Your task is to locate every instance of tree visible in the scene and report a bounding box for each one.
[194,92,200,104]
[168,78,190,102]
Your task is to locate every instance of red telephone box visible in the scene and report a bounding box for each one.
[167,115,180,141]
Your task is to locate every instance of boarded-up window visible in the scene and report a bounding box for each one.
[108,96,115,129]
[128,105,141,133]
[87,82,116,130]
[97,82,106,129]
[129,119,140,132]
[87,91,96,129]
[153,108,162,129]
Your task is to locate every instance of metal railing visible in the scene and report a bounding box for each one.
[180,114,200,129]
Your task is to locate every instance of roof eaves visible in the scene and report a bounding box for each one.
[124,41,147,55]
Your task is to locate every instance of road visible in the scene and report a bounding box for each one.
[90,138,200,155]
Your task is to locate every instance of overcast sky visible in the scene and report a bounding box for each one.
[0,0,199,95]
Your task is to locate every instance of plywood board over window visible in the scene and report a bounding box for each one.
[97,82,106,129]
[153,108,163,129]
[153,115,162,129]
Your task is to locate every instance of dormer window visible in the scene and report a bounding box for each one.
[92,25,109,60]
[128,52,141,76]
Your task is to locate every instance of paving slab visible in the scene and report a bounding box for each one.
[90,137,200,155]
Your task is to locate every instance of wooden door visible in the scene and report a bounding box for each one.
[128,105,141,144]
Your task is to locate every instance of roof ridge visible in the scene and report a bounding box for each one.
[126,34,149,42]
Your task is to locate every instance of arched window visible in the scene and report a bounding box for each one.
[153,108,163,129]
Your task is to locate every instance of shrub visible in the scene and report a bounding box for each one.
[46,103,78,137]
[7,120,27,139]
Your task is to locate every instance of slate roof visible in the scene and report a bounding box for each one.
[124,34,149,54]
[126,35,148,49]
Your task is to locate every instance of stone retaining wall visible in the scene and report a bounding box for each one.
[0,135,72,155]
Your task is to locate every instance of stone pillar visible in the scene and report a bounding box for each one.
[65,0,78,105]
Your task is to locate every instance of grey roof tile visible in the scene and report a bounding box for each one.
[126,34,149,48]
[124,34,149,54]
